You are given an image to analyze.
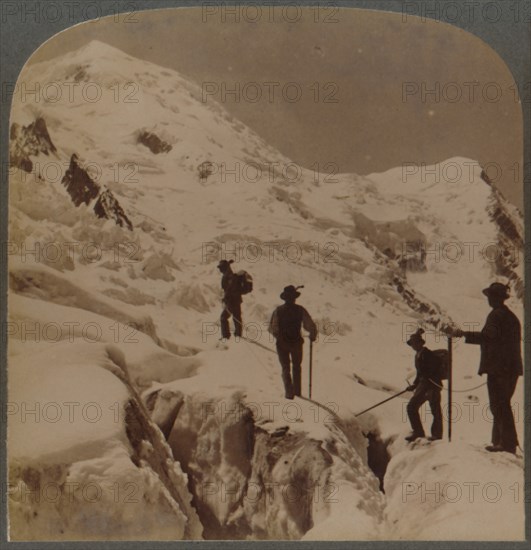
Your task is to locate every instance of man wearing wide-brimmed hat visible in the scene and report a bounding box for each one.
[269,285,318,399]
[404,328,443,442]
[217,259,243,340]
[447,282,522,454]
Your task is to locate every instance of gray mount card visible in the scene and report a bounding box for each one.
[1,1,530,547]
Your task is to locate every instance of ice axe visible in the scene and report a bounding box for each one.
[355,387,410,417]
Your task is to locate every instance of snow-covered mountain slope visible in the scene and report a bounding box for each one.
[8,40,524,540]
[8,341,202,540]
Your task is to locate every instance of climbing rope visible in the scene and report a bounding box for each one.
[298,395,346,429]
[429,379,487,393]
[240,336,276,373]
[240,336,277,354]
[240,338,342,427]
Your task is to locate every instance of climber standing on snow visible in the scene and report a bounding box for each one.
[269,285,318,399]
[405,328,443,442]
[218,259,243,341]
[446,283,522,454]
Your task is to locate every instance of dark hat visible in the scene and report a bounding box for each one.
[482,282,509,300]
[280,285,303,301]
[407,328,425,347]
[217,259,234,269]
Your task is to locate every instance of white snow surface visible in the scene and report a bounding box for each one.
[8,342,202,540]
[7,40,524,540]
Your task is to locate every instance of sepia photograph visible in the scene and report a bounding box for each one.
[4,3,527,542]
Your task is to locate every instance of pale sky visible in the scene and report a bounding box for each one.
[28,7,523,207]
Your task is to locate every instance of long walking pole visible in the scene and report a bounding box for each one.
[448,336,453,442]
[309,339,313,399]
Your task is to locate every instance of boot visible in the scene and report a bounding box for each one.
[486,444,516,454]
[485,444,504,452]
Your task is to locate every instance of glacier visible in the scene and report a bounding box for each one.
[7,40,525,540]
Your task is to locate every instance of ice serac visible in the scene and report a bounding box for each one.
[8,343,203,541]
[144,385,386,541]
[9,265,160,343]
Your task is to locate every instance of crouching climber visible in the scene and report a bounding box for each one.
[405,329,443,442]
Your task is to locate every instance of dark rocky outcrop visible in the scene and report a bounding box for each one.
[10,118,133,231]
[64,64,90,83]
[62,154,133,230]
[392,274,445,327]
[198,161,215,182]
[138,131,172,154]
[61,154,100,207]
[486,199,524,300]
[9,117,57,172]
[481,169,524,300]
[94,189,133,230]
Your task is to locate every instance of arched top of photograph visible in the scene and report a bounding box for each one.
[15,6,523,207]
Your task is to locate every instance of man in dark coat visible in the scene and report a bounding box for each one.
[449,282,522,454]
[405,328,443,442]
[217,259,243,340]
[269,285,318,399]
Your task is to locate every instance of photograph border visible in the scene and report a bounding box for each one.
[1,0,529,548]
